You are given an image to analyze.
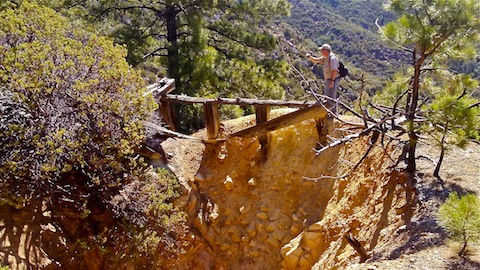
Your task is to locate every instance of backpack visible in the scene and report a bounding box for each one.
[338,61,349,78]
[329,55,349,78]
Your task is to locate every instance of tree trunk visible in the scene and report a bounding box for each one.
[165,3,180,91]
[459,240,468,256]
[433,134,446,179]
[406,50,424,174]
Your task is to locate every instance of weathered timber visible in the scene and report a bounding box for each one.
[159,98,177,131]
[143,121,198,140]
[255,105,271,155]
[345,234,370,262]
[163,94,315,107]
[205,102,220,139]
[144,78,176,97]
[232,104,328,138]
[145,78,177,130]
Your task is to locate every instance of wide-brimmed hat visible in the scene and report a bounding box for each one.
[319,44,332,51]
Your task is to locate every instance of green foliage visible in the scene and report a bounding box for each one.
[52,0,292,131]
[0,0,156,194]
[285,0,408,81]
[384,0,480,61]
[0,2,187,267]
[438,192,480,255]
[378,0,480,172]
[423,74,480,146]
[108,168,188,267]
[372,71,411,108]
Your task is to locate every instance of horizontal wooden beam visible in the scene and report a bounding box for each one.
[232,104,329,138]
[163,95,316,107]
[143,121,198,140]
[144,78,176,97]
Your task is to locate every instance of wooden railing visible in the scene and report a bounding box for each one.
[145,79,329,142]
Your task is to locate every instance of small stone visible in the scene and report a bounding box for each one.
[224,175,234,190]
[298,254,314,268]
[308,222,323,231]
[194,173,205,182]
[247,224,257,237]
[266,222,277,232]
[209,211,219,221]
[290,224,302,235]
[272,229,285,241]
[303,231,322,249]
[281,247,302,269]
[266,236,280,247]
[248,178,257,186]
[256,212,269,220]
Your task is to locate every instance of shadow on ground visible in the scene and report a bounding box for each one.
[447,256,480,270]
[385,174,478,260]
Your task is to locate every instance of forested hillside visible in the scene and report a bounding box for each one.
[279,0,479,101]
[285,0,408,78]
[270,0,410,110]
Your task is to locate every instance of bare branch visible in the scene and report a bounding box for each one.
[93,5,165,23]
[468,101,480,109]
[143,47,168,59]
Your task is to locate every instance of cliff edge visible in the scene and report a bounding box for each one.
[161,109,410,269]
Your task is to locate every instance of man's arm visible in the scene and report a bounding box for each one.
[331,69,338,79]
[306,53,324,64]
[330,56,339,79]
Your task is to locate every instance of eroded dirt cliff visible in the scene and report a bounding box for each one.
[162,109,411,269]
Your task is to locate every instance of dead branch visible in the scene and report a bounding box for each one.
[345,233,371,262]
[302,173,351,182]
[143,121,200,140]
[314,110,406,156]
[468,101,480,109]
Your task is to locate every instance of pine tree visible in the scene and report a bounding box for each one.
[381,0,480,173]
[438,192,480,256]
[54,0,292,131]
[422,73,479,178]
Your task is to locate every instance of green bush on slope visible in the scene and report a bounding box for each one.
[0,1,187,268]
[438,193,480,256]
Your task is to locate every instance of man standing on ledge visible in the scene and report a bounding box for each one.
[306,44,340,115]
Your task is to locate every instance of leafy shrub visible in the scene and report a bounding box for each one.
[437,192,480,256]
[0,1,187,268]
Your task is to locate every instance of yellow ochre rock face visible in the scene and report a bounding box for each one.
[167,111,407,270]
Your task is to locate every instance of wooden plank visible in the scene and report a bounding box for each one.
[255,104,270,123]
[143,121,198,140]
[255,105,270,153]
[144,78,176,97]
[159,98,177,131]
[163,94,315,107]
[205,102,220,139]
[233,104,328,138]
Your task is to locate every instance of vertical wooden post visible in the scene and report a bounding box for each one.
[255,105,270,157]
[159,98,177,131]
[316,115,334,147]
[205,102,220,139]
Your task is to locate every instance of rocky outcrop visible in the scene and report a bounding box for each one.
[164,112,408,269]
